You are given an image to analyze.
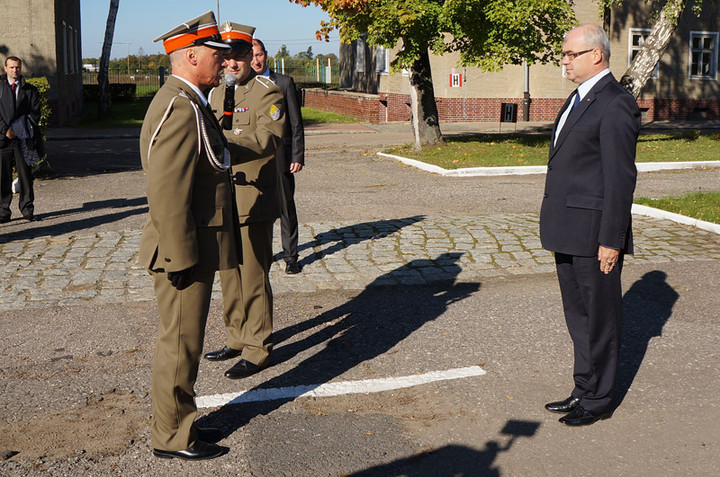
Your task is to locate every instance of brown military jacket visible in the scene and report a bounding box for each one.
[139,75,239,272]
[209,71,285,224]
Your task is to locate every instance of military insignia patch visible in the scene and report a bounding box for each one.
[270,105,281,120]
[235,107,249,113]
[233,128,243,135]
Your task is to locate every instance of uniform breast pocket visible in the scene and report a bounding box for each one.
[233,111,250,126]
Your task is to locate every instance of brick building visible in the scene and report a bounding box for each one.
[0,0,83,125]
[304,1,720,123]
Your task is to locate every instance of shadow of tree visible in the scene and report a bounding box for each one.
[198,252,480,435]
[617,270,678,406]
[280,216,426,268]
[347,420,540,477]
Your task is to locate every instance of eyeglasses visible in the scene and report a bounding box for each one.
[561,49,594,61]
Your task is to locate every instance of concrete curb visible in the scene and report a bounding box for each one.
[377,152,720,177]
[632,203,720,235]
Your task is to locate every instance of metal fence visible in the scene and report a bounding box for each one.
[83,61,339,97]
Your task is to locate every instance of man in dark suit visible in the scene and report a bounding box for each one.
[0,56,41,223]
[251,38,305,274]
[539,24,640,426]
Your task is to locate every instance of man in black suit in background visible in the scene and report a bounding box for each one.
[539,24,640,426]
[251,38,305,274]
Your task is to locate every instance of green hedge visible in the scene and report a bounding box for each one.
[25,77,50,165]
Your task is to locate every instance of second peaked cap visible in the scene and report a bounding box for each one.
[220,22,255,52]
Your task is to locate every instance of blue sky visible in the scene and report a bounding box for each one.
[80,0,339,59]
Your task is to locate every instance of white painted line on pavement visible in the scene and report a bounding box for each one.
[378,152,720,177]
[197,365,486,409]
[632,203,720,235]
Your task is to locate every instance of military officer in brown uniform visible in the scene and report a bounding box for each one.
[204,23,285,380]
[139,12,239,461]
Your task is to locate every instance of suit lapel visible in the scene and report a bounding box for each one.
[550,74,614,159]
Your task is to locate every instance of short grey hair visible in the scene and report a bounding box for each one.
[568,24,611,60]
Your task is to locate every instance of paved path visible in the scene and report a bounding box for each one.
[2,213,718,311]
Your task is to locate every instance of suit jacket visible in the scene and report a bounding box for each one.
[139,75,239,273]
[0,75,41,150]
[209,71,285,224]
[269,69,305,171]
[539,73,640,257]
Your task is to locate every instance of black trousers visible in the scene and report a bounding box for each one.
[555,252,624,412]
[278,169,299,262]
[0,142,34,220]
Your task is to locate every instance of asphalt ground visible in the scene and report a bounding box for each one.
[1,122,719,476]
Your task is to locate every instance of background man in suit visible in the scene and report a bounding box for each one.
[205,23,285,380]
[0,56,41,223]
[539,24,640,427]
[252,38,305,274]
[139,11,239,460]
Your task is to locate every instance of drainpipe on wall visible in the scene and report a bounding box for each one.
[522,60,531,121]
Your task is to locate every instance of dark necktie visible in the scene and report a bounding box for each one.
[10,82,17,108]
[569,93,580,113]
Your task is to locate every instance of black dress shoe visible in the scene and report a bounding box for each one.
[224,358,270,379]
[152,440,228,460]
[545,396,581,414]
[197,427,223,443]
[204,345,242,361]
[285,260,301,274]
[23,214,41,222]
[559,405,612,426]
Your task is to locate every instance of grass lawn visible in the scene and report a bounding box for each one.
[77,100,358,128]
[77,99,153,128]
[635,191,720,224]
[301,107,360,125]
[386,132,720,169]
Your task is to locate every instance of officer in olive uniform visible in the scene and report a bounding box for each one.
[139,12,240,461]
[204,22,286,380]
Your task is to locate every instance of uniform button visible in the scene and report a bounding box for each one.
[164,258,171,263]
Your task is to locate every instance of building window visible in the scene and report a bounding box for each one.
[689,31,718,79]
[375,46,389,73]
[355,38,366,73]
[63,21,68,75]
[629,28,659,79]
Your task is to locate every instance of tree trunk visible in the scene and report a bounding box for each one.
[620,0,687,98]
[98,0,120,118]
[408,49,443,150]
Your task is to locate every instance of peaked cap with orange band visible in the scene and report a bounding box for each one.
[154,11,230,54]
[220,22,256,52]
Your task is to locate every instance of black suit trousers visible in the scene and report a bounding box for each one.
[277,158,299,262]
[0,141,34,219]
[555,252,623,412]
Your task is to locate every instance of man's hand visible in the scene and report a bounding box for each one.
[597,245,620,275]
[5,127,16,139]
[289,162,303,173]
[167,267,194,290]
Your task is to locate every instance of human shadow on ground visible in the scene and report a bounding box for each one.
[0,198,147,243]
[347,420,540,477]
[273,215,426,268]
[198,252,480,435]
[616,270,678,407]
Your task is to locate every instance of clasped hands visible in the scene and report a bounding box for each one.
[167,267,194,290]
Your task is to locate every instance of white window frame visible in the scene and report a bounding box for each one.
[375,46,389,74]
[629,28,659,79]
[355,38,366,73]
[688,31,718,80]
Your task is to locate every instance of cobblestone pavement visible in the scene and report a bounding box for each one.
[1,213,718,311]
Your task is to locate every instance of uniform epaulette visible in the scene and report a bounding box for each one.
[255,76,276,89]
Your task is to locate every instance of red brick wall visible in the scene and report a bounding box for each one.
[304,88,720,123]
